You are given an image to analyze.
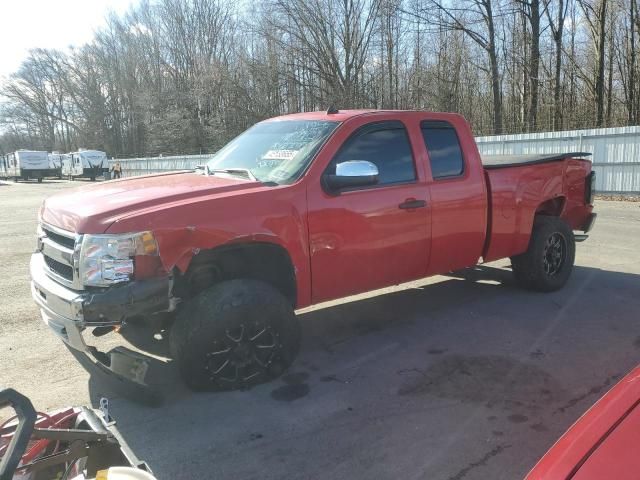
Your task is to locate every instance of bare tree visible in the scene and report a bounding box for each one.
[2,0,640,157]
[413,0,505,134]
[578,0,608,126]
[265,0,382,108]
[516,0,545,131]
[546,0,570,129]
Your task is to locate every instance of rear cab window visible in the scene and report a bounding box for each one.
[421,120,465,179]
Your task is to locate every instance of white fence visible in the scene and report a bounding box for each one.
[110,125,640,193]
[110,154,212,177]
[476,126,640,194]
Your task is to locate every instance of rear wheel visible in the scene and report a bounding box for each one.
[511,216,575,292]
[170,279,300,391]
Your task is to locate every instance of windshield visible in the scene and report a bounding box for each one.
[206,120,339,184]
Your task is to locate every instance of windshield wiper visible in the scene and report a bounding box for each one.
[207,167,257,181]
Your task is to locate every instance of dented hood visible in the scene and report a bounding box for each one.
[41,171,263,233]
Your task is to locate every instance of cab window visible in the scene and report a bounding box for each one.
[421,121,464,179]
[329,121,416,186]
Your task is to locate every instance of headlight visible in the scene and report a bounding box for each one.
[79,232,158,287]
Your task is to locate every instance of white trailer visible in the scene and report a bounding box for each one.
[0,155,8,179]
[5,150,50,182]
[62,150,108,181]
[60,154,73,178]
[61,152,83,178]
[48,153,64,178]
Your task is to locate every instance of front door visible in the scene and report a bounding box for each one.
[307,118,431,303]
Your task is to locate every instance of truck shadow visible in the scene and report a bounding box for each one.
[114,264,517,356]
[85,263,634,406]
[86,263,521,406]
[82,264,640,478]
[110,263,518,361]
[298,263,518,353]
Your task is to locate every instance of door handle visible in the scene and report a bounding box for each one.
[399,199,427,209]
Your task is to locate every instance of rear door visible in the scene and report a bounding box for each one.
[306,115,432,303]
[420,118,488,275]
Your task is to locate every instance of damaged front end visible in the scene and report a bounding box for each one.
[30,240,176,406]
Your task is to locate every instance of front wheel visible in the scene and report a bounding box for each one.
[511,216,576,292]
[170,279,300,391]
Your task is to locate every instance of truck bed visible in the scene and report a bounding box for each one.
[481,153,594,264]
[481,152,591,169]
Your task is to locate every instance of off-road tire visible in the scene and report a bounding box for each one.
[170,279,300,391]
[511,216,575,292]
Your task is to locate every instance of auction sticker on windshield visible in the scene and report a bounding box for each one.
[263,150,299,160]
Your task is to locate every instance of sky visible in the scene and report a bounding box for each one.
[0,0,136,81]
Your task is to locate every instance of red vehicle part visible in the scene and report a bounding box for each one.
[0,407,76,466]
[525,366,640,480]
[0,388,152,480]
[482,158,593,262]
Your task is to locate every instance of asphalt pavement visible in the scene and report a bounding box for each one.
[1,178,639,480]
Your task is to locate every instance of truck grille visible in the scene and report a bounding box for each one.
[39,223,82,289]
[42,227,75,249]
[44,255,73,281]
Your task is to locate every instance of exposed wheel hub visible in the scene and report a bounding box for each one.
[205,322,278,385]
[543,232,566,277]
[230,342,253,367]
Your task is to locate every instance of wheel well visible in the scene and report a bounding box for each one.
[175,243,297,306]
[535,197,565,217]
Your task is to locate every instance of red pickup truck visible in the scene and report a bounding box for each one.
[30,110,596,392]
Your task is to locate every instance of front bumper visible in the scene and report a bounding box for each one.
[30,252,173,404]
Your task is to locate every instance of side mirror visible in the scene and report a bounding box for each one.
[324,160,379,192]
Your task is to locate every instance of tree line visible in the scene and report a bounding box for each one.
[0,0,637,157]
